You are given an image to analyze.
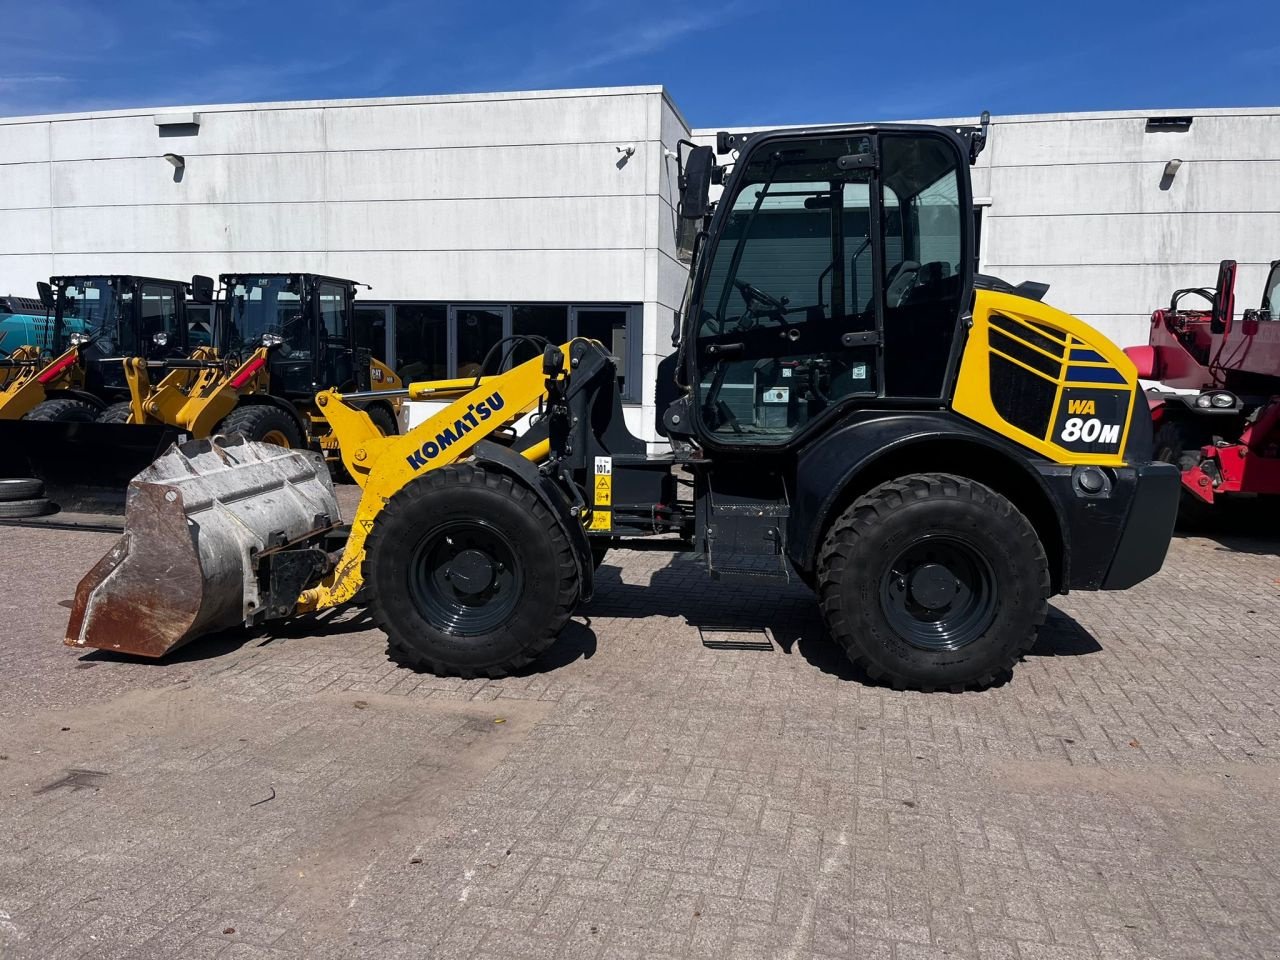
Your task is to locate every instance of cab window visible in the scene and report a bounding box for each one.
[694,132,966,444]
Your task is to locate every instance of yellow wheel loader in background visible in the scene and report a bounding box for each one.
[99,272,403,461]
[66,119,1180,691]
[0,273,401,512]
[0,275,210,510]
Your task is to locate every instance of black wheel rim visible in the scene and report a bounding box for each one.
[879,535,997,651]
[407,520,523,635]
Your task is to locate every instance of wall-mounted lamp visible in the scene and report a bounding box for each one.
[163,152,185,170]
[1162,158,1183,179]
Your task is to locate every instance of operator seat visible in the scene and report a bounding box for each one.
[883,260,921,307]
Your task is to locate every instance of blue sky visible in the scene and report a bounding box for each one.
[1,0,1276,124]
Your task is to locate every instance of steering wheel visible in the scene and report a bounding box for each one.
[733,279,797,333]
[734,279,788,311]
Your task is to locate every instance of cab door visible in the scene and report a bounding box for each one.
[138,281,187,361]
[688,128,971,450]
[316,279,354,389]
[1263,260,1280,317]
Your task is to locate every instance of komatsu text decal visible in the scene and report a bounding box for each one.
[405,391,506,470]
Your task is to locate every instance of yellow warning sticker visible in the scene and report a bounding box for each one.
[591,456,612,531]
[593,474,612,507]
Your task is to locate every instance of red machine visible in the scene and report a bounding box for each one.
[1125,259,1280,510]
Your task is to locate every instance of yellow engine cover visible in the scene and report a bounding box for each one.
[952,290,1139,466]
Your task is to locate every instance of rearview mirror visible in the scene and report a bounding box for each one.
[679,145,715,221]
[190,275,214,305]
[1210,259,1236,335]
[36,281,54,310]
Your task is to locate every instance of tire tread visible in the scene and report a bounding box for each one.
[365,463,579,678]
[816,473,1049,691]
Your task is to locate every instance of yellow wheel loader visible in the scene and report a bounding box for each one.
[66,119,1180,691]
[100,273,403,459]
[0,275,212,510]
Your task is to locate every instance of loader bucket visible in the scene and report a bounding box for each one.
[65,435,340,658]
[0,419,184,514]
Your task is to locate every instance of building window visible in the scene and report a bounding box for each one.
[394,304,447,382]
[379,301,640,402]
[453,305,507,378]
[511,304,569,365]
[573,307,633,398]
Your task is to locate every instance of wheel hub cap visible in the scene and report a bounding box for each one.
[447,549,496,595]
[907,563,958,610]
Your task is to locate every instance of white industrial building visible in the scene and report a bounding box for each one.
[1,86,1276,441]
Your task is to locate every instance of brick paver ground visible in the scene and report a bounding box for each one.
[1,516,1278,959]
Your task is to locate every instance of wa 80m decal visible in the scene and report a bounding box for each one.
[1052,389,1128,455]
[405,391,506,470]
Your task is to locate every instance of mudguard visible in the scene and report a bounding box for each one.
[470,440,595,602]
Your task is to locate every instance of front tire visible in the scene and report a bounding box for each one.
[24,398,98,422]
[96,401,133,424]
[214,404,304,448]
[817,474,1049,691]
[364,464,580,677]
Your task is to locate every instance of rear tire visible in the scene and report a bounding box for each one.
[364,464,580,678]
[0,478,44,501]
[96,401,133,424]
[817,473,1049,691]
[366,403,398,437]
[24,398,98,423]
[215,404,304,448]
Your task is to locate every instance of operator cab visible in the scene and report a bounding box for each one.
[674,124,978,450]
[51,275,200,398]
[219,274,359,399]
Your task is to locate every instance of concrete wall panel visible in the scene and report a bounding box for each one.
[48,108,328,161]
[51,153,329,207]
[0,209,52,255]
[0,163,52,210]
[990,114,1280,166]
[0,254,55,294]
[0,122,50,165]
[333,249,644,302]
[988,160,1280,216]
[325,196,647,252]
[325,143,649,202]
[52,202,328,254]
[985,212,1280,268]
[322,94,651,151]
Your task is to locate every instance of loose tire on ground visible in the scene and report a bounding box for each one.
[0,478,44,501]
[23,398,98,423]
[366,403,398,437]
[95,401,133,424]
[214,404,304,448]
[0,498,53,518]
[817,473,1049,691]
[364,463,580,678]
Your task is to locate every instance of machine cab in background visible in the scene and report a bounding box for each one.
[53,275,193,397]
[219,274,360,400]
[686,127,972,448]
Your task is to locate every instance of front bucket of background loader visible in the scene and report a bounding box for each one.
[0,419,184,514]
[65,435,341,658]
